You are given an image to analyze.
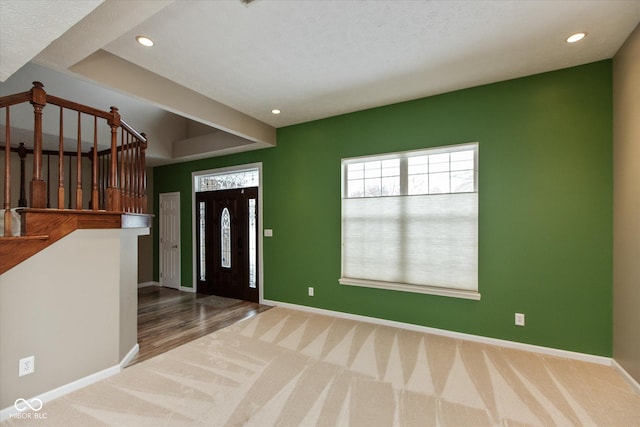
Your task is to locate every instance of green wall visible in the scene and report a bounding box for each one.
[154,61,613,356]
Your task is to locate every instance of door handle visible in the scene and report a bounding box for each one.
[172,245,178,249]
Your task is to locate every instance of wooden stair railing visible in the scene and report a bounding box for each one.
[1,82,150,274]
[1,81,148,238]
[0,209,152,275]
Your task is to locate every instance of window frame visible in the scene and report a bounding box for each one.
[340,142,480,300]
[342,143,478,199]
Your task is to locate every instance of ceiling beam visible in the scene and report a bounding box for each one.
[69,50,276,147]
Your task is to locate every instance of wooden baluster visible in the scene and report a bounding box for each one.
[127,133,132,213]
[140,134,147,214]
[46,154,50,208]
[132,137,136,212]
[91,116,98,210]
[128,137,133,213]
[105,152,110,210]
[104,154,108,210]
[17,143,27,207]
[124,131,129,213]
[76,112,82,210]
[3,106,11,236]
[121,132,126,212]
[106,107,121,212]
[58,106,65,209]
[126,133,132,212]
[67,155,72,209]
[97,153,103,210]
[131,138,140,213]
[120,129,128,212]
[120,128,125,212]
[30,81,47,208]
[100,154,106,210]
[128,133,132,212]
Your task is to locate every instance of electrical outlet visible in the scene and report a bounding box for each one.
[19,356,35,376]
[515,313,525,326]
[308,287,314,297]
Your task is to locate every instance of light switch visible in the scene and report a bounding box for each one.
[264,229,273,237]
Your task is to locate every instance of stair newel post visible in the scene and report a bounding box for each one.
[106,106,121,212]
[17,143,27,207]
[29,81,47,208]
[3,106,11,237]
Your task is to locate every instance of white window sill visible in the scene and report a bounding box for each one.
[339,278,481,300]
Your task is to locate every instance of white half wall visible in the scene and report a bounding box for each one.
[0,227,147,409]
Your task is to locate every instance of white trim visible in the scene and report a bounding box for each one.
[179,284,196,293]
[339,278,481,300]
[120,343,139,369]
[191,163,264,302]
[342,141,478,165]
[0,342,140,421]
[262,299,612,366]
[612,359,640,394]
[0,364,120,422]
[138,281,159,288]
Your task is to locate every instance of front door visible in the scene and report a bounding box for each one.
[195,187,258,302]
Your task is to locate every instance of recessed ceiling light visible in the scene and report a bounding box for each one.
[272,109,281,115]
[566,32,586,43]
[136,36,154,47]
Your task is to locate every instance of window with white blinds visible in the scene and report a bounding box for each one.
[339,142,480,300]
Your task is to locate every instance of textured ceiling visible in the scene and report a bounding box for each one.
[1,0,639,161]
[0,0,103,81]
[97,0,639,127]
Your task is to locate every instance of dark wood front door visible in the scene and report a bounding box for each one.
[195,187,258,302]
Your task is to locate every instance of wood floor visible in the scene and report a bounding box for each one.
[128,286,272,366]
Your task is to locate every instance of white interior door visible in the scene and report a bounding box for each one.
[160,192,180,289]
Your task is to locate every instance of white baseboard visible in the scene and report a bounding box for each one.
[0,343,139,422]
[0,364,120,422]
[179,285,196,293]
[612,359,640,394]
[120,343,140,369]
[262,299,612,367]
[138,281,160,288]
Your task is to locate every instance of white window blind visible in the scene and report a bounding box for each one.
[340,143,479,300]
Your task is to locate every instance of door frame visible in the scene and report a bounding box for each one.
[159,191,181,290]
[191,163,263,302]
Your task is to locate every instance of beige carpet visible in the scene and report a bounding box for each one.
[4,307,640,426]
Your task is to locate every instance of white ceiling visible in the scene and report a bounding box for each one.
[99,0,640,128]
[1,0,639,161]
[0,0,103,81]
